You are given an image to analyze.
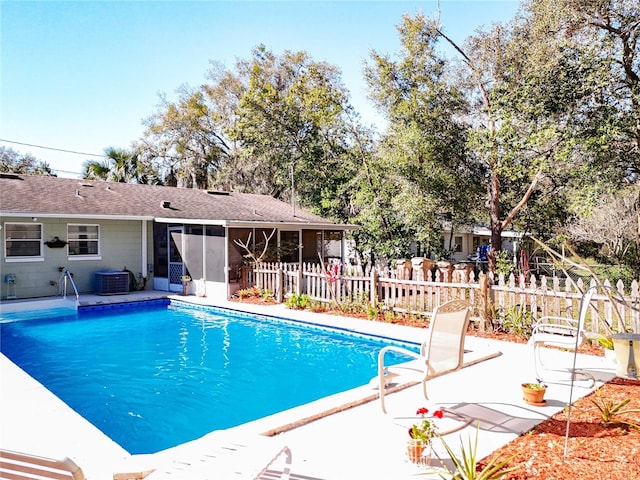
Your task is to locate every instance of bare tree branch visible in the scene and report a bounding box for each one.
[233,228,277,263]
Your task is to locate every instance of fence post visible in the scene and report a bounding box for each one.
[296,267,303,295]
[479,273,489,332]
[276,267,283,303]
[255,262,262,290]
[370,269,378,308]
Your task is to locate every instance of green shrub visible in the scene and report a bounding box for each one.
[366,303,379,320]
[236,287,260,299]
[285,293,311,310]
[497,304,534,339]
[593,264,638,285]
[495,249,514,277]
[337,292,371,315]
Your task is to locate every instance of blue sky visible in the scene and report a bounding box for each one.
[1,1,520,178]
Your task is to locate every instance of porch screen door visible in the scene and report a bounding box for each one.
[168,226,185,292]
[280,230,300,263]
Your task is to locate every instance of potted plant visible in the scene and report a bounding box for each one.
[406,407,443,464]
[180,275,191,296]
[522,382,547,405]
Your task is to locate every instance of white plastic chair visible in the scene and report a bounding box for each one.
[377,299,471,414]
[529,314,591,384]
[529,286,608,386]
[141,432,292,480]
[0,449,85,480]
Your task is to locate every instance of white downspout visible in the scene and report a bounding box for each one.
[141,220,148,280]
[225,226,230,298]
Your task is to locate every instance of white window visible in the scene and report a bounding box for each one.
[453,236,463,253]
[4,223,43,261]
[68,224,100,258]
[442,235,463,253]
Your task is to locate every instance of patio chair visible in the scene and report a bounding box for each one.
[377,299,472,414]
[140,432,292,480]
[528,287,599,387]
[528,315,593,385]
[0,449,85,480]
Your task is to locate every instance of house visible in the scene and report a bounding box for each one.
[0,173,356,300]
[441,223,529,262]
[438,222,533,277]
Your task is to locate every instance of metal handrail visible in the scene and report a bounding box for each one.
[60,269,79,302]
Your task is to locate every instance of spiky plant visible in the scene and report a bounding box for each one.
[437,424,519,480]
[591,396,640,430]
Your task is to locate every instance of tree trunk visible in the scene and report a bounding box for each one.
[489,165,502,273]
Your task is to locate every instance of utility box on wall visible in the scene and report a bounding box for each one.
[94,271,129,295]
[4,274,17,300]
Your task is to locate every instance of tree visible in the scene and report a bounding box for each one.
[348,124,417,263]
[81,159,110,180]
[360,4,637,270]
[382,2,636,271]
[0,147,55,175]
[363,14,483,261]
[432,12,580,269]
[567,186,639,263]
[141,85,230,189]
[547,0,640,196]
[216,45,355,219]
[82,147,160,184]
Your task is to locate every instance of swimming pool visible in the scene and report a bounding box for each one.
[0,300,417,454]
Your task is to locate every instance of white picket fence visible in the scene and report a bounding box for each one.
[242,262,640,336]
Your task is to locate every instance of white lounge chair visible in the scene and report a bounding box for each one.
[141,432,292,480]
[0,438,291,480]
[0,449,85,480]
[377,299,472,414]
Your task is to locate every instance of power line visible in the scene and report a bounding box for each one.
[0,139,105,158]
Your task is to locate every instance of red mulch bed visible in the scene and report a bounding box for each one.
[481,377,640,479]
[229,295,605,356]
[229,296,640,477]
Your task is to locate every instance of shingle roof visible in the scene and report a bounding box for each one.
[0,174,342,226]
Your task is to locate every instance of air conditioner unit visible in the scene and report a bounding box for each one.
[94,271,129,295]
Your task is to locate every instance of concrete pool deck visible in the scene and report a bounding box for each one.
[0,292,618,479]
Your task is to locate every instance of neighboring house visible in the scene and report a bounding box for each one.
[440,223,531,263]
[0,173,356,300]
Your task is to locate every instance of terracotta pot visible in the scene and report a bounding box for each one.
[406,440,429,464]
[522,383,546,405]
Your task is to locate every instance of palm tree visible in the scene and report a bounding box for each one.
[83,148,161,184]
[82,159,110,180]
[105,147,136,183]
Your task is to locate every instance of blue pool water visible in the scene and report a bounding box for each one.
[0,300,416,454]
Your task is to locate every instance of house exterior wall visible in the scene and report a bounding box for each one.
[441,231,521,262]
[1,217,153,300]
[445,233,487,262]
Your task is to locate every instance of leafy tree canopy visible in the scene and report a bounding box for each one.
[82,147,161,184]
[0,147,55,176]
